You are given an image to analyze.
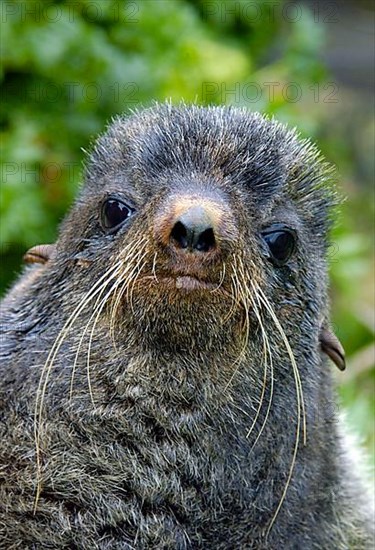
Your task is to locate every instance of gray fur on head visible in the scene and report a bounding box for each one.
[1,104,373,549]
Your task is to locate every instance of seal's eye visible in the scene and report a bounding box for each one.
[101,198,134,232]
[262,225,296,266]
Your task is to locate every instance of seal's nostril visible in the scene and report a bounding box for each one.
[195,228,215,252]
[169,207,217,253]
[170,221,189,249]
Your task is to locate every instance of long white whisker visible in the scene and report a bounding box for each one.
[33,259,123,511]
[87,251,148,405]
[85,277,126,406]
[109,242,148,337]
[248,292,274,451]
[253,283,306,537]
[255,285,306,442]
[224,258,250,390]
[210,262,226,293]
[245,293,269,441]
[69,263,124,400]
[152,251,159,282]
[127,256,148,316]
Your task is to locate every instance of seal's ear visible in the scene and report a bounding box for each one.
[320,325,346,371]
[23,244,56,265]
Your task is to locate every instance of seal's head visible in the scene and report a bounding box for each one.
[54,104,335,362]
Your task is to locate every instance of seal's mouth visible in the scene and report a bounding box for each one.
[142,275,218,291]
[164,275,217,291]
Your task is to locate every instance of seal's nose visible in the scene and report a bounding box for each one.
[170,206,216,253]
[154,193,237,260]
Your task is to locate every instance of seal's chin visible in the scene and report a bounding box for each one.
[121,272,238,351]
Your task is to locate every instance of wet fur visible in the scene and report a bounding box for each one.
[0,104,373,548]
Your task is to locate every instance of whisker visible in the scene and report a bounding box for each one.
[85,279,125,406]
[221,276,239,325]
[35,261,122,417]
[253,283,306,537]
[69,263,124,400]
[152,251,159,282]
[248,291,274,451]
[231,257,273,446]
[111,251,148,324]
[255,285,306,443]
[108,242,140,331]
[33,259,123,511]
[84,240,148,406]
[224,257,251,390]
[109,241,148,337]
[245,292,269,441]
[127,256,148,316]
[210,262,226,293]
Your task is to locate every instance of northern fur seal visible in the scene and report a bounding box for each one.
[0,104,373,549]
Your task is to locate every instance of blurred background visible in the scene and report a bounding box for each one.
[1,0,374,463]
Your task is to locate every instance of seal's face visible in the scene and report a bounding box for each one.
[57,105,334,353]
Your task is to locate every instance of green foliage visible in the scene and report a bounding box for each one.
[1,0,373,459]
